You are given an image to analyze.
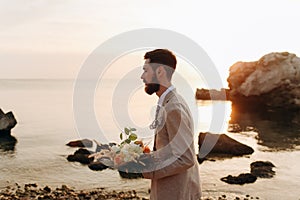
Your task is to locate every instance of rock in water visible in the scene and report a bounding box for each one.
[0,109,17,136]
[221,173,257,185]
[195,88,229,100]
[67,148,94,164]
[198,132,254,161]
[250,161,276,178]
[88,161,109,171]
[0,135,17,151]
[227,52,300,109]
[66,139,93,148]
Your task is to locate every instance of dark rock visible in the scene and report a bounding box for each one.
[25,183,37,188]
[0,109,17,136]
[66,154,91,164]
[88,161,109,171]
[198,132,254,161]
[66,139,93,148]
[195,88,229,100]
[74,148,92,155]
[0,134,17,152]
[250,161,276,178]
[67,148,94,164]
[43,186,51,193]
[221,173,257,185]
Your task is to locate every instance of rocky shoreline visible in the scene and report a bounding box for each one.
[0,183,262,200]
[196,52,300,110]
[0,183,147,200]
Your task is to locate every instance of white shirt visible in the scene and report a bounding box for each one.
[157,85,175,107]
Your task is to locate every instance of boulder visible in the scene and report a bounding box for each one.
[198,132,254,162]
[67,148,94,164]
[0,135,17,151]
[66,139,93,148]
[0,109,17,136]
[88,161,109,171]
[250,161,275,178]
[221,161,276,185]
[221,173,257,185]
[227,52,300,109]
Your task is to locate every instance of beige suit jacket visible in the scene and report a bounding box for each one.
[143,89,201,200]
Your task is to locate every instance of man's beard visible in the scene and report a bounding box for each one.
[144,76,160,95]
[145,83,160,95]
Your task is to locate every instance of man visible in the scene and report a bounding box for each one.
[140,49,201,200]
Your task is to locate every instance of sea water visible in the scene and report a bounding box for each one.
[0,79,299,199]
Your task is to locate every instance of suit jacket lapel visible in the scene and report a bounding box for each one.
[162,89,176,107]
[153,89,176,151]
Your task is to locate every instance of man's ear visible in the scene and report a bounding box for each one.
[156,65,165,77]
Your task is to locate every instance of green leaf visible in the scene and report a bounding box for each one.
[125,139,131,144]
[129,133,137,141]
[124,127,130,135]
[120,133,123,140]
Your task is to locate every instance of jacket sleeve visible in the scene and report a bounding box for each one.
[143,104,196,180]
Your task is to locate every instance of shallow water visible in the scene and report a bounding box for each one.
[0,79,300,199]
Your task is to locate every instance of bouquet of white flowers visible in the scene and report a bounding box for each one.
[89,127,151,178]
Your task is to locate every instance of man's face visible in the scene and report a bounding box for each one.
[141,59,160,95]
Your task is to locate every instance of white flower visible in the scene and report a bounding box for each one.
[111,145,120,153]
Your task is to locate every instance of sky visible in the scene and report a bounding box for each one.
[0,0,300,87]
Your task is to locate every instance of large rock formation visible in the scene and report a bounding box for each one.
[0,109,17,136]
[227,52,300,109]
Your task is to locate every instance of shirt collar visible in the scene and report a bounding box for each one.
[157,85,175,107]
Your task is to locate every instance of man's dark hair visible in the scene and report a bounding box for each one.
[144,49,177,79]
